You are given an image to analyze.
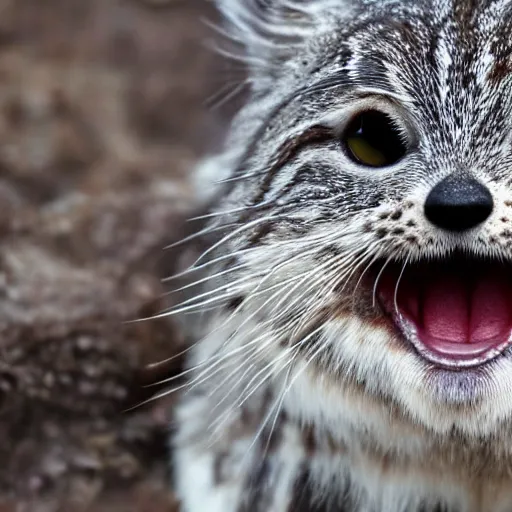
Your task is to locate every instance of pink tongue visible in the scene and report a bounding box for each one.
[422,273,511,343]
[423,275,469,342]
[470,278,511,342]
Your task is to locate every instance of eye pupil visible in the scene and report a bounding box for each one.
[343,110,407,167]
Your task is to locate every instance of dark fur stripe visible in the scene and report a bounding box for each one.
[288,464,452,512]
[249,124,334,209]
[288,464,352,512]
[237,414,286,512]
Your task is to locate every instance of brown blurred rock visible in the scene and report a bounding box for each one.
[0,0,233,510]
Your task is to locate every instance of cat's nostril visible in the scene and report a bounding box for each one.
[424,174,493,232]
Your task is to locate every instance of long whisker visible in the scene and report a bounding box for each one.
[201,16,246,46]
[191,214,281,265]
[209,81,249,111]
[161,246,255,283]
[164,220,243,250]
[148,327,276,389]
[372,256,394,309]
[187,203,274,222]
[394,258,409,318]
[166,264,245,293]
[289,252,371,340]
[207,346,295,436]
[240,331,329,465]
[351,252,383,298]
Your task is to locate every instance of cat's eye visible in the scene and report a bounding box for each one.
[343,110,407,167]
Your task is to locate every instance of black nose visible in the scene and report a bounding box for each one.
[424,174,493,232]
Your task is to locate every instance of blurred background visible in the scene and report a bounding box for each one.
[0,1,237,510]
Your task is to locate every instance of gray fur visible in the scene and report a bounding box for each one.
[171,1,512,511]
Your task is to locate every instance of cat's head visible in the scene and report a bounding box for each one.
[207,0,512,442]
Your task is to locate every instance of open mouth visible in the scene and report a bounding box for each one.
[375,256,512,368]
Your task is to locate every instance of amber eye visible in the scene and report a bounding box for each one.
[343,110,407,167]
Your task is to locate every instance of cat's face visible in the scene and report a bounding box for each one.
[211,0,512,440]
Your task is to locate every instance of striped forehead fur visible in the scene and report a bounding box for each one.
[215,0,512,102]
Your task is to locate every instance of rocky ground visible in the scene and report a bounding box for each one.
[0,1,236,510]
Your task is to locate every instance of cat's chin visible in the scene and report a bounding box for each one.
[372,255,512,369]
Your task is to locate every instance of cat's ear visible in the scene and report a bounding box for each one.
[213,0,338,90]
